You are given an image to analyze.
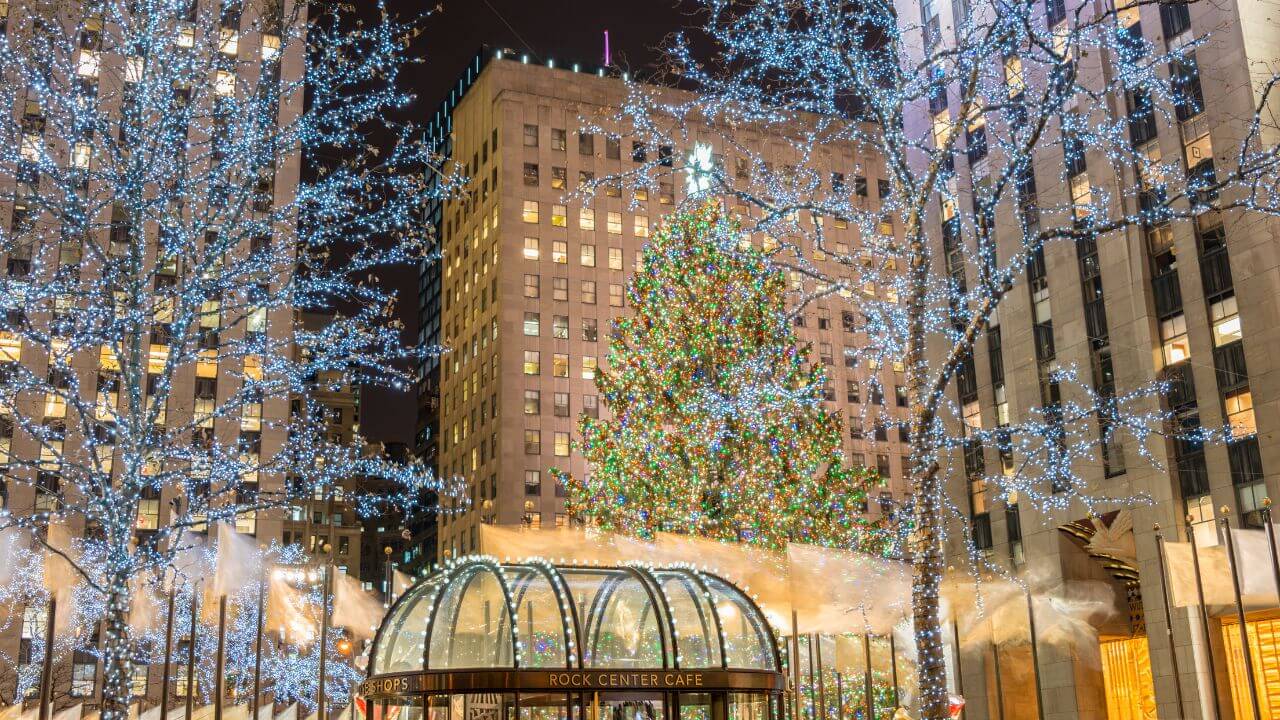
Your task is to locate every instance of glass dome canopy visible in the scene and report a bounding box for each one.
[370,557,779,675]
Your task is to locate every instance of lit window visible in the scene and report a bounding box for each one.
[125,56,145,83]
[176,24,195,48]
[1070,173,1092,219]
[551,204,567,227]
[607,212,623,234]
[77,50,101,78]
[523,390,540,415]
[552,315,569,339]
[219,28,239,56]
[579,208,595,230]
[609,284,624,307]
[523,312,540,336]
[522,200,539,223]
[581,244,596,267]
[525,470,541,494]
[581,281,596,304]
[1225,389,1256,439]
[72,143,92,170]
[552,241,567,264]
[554,432,571,457]
[523,351,540,375]
[1004,55,1024,97]
[551,166,566,189]
[524,430,541,454]
[214,70,235,97]
[582,356,598,380]
[523,124,538,147]
[523,274,539,298]
[553,354,569,377]
[552,277,568,301]
[261,34,281,62]
[608,247,623,270]
[1210,295,1241,347]
[523,237,540,260]
[1160,314,1190,365]
[634,215,650,237]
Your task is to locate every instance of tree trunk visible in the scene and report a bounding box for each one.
[98,578,135,720]
[903,214,951,719]
[911,470,951,720]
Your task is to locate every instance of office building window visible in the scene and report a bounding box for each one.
[579,132,594,155]
[1160,314,1190,365]
[551,128,566,151]
[551,166,567,189]
[579,208,595,230]
[523,237,539,260]
[554,392,570,417]
[524,431,541,455]
[523,390,540,415]
[523,124,538,146]
[608,247,623,270]
[525,470,541,495]
[578,170,594,188]
[523,351,540,375]
[583,394,599,418]
[523,274,540,298]
[553,353,569,377]
[582,281,597,304]
[554,431,571,456]
[551,204,567,227]
[552,277,568,301]
[581,244,596,267]
[552,240,567,264]
[582,318,598,342]
[522,200,539,223]
[606,137,620,159]
[582,356,598,380]
[552,315,569,339]
[523,162,539,186]
[1210,295,1241,347]
[523,312,540,336]
[607,212,622,234]
[634,215,650,237]
[609,284,624,307]
[1225,389,1256,439]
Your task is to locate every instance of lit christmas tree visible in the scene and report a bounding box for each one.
[565,201,886,552]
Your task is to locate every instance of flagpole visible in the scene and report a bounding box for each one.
[1186,513,1222,720]
[889,629,900,710]
[951,617,965,714]
[1261,499,1280,611]
[989,619,1005,720]
[160,580,177,720]
[789,611,800,720]
[37,598,56,720]
[1220,509,1261,720]
[383,547,393,607]
[252,574,266,720]
[318,544,333,720]
[862,632,873,720]
[813,634,826,720]
[1152,524,1187,716]
[214,595,227,720]
[185,581,200,720]
[1024,589,1045,720]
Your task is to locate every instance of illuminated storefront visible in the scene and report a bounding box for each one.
[362,558,784,720]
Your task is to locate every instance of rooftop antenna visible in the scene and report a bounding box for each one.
[603,29,611,66]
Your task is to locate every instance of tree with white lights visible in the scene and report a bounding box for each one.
[603,0,1280,716]
[0,1,455,715]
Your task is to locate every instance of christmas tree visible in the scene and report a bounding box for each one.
[565,201,885,551]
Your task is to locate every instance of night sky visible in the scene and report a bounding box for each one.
[360,0,692,444]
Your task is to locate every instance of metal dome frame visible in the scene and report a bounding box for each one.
[361,556,784,703]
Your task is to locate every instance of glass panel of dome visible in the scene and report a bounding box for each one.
[654,570,722,668]
[373,576,442,673]
[507,566,572,668]
[584,571,668,668]
[558,569,615,651]
[428,565,515,668]
[704,575,774,670]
